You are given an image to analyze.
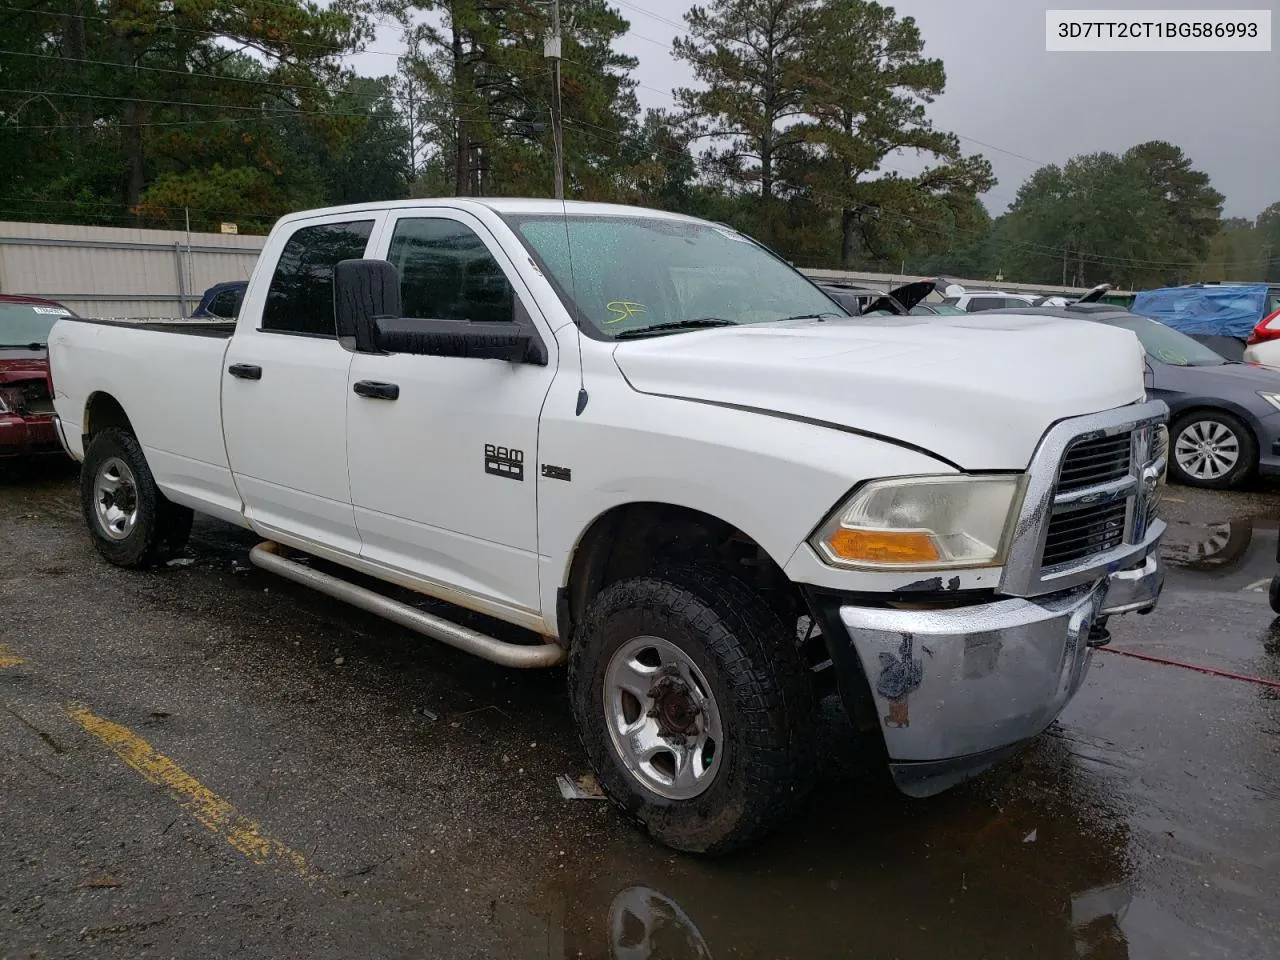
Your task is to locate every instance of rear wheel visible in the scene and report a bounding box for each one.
[569,564,815,854]
[80,428,192,567]
[1169,411,1256,489]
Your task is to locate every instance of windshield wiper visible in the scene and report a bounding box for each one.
[613,317,737,340]
[0,342,47,349]
[777,312,843,322]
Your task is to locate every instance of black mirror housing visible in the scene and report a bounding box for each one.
[335,259,402,352]
[373,316,546,364]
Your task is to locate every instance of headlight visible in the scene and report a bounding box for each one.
[1258,392,1280,413]
[811,475,1025,570]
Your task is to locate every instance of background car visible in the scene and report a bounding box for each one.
[190,280,247,319]
[940,290,1038,312]
[990,302,1280,489]
[0,294,74,461]
[1242,304,1280,367]
[937,280,1112,313]
[909,303,966,315]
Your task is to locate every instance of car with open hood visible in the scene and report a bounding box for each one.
[815,278,938,316]
[1,294,74,461]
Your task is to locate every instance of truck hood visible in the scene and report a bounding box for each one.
[611,313,1147,469]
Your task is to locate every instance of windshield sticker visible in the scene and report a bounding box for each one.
[605,300,647,325]
[712,226,752,243]
[31,306,69,315]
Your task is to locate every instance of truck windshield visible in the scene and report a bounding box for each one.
[1103,315,1227,367]
[503,214,844,338]
[0,303,71,346]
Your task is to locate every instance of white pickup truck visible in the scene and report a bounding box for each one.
[49,199,1168,854]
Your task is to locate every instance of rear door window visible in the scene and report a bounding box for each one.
[262,220,374,337]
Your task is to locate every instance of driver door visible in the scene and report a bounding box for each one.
[345,210,557,618]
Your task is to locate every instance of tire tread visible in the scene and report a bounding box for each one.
[80,427,193,568]
[569,563,816,854]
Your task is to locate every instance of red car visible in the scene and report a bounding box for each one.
[0,294,74,460]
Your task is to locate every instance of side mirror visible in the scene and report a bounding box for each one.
[335,259,401,352]
[335,258,546,364]
[373,316,545,364]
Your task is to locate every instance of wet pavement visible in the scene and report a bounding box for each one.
[3,461,1280,959]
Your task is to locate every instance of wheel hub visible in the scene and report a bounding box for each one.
[648,672,700,737]
[603,636,724,800]
[93,456,140,541]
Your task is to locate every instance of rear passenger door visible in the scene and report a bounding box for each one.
[223,215,379,555]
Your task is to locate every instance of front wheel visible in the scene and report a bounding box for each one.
[569,565,815,854]
[1169,411,1256,489]
[80,427,193,567]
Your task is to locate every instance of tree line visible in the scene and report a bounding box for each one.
[1,0,1274,287]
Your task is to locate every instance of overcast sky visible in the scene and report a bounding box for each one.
[351,0,1279,219]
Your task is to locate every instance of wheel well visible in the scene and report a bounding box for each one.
[83,392,133,443]
[560,503,804,644]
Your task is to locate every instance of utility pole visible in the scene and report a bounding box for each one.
[544,0,565,199]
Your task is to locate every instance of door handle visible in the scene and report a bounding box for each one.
[227,363,262,381]
[353,380,400,401]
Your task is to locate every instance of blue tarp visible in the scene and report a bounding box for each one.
[1131,284,1270,339]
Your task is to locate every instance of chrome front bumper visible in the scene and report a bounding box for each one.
[832,544,1164,797]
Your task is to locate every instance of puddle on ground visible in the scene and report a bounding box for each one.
[1162,517,1260,571]
[523,735,1149,960]
[1161,512,1280,592]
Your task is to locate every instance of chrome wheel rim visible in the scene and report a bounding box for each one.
[1174,420,1240,480]
[93,456,139,540]
[603,636,723,800]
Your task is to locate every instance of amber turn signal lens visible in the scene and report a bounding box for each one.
[826,529,941,564]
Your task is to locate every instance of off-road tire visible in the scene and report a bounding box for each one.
[80,427,193,568]
[569,564,816,855]
[1168,411,1256,490]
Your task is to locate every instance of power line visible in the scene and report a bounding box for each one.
[0,83,512,119]
[0,48,519,115]
[612,0,686,32]
[0,4,405,60]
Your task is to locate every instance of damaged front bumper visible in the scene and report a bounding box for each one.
[816,546,1164,798]
[0,412,60,458]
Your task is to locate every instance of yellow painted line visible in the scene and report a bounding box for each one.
[65,704,312,878]
[0,644,24,668]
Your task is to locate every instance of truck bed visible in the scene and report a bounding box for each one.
[66,317,237,338]
[49,315,241,522]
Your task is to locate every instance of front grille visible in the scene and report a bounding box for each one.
[1038,429,1136,569]
[1056,432,1133,492]
[1006,406,1166,593]
[1043,501,1128,567]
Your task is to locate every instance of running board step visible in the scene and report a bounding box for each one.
[249,542,564,669]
